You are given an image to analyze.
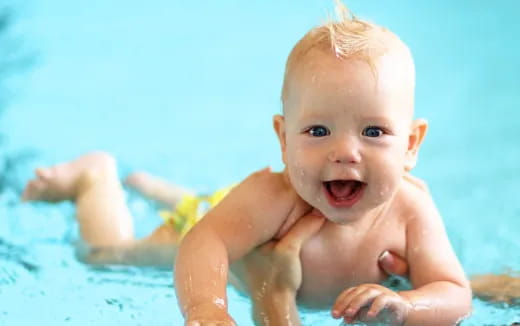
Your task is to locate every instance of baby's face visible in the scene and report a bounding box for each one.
[277,49,415,223]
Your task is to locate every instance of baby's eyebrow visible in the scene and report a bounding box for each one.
[360,116,395,126]
[295,111,330,122]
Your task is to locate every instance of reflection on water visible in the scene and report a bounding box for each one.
[0,238,39,293]
[86,265,173,289]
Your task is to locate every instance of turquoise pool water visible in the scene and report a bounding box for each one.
[1,0,519,325]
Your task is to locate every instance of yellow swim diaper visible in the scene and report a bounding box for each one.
[159,185,234,238]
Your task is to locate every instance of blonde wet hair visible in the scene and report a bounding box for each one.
[281,1,410,110]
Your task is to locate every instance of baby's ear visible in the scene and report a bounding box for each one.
[273,114,288,164]
[404,119,428,171]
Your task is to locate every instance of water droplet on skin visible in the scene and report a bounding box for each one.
[219,263,226,277]
[410,301,432,311]
[285,313,292,325]
[254,281,268,300]
[334,45,341,58]
[212,296,226,309]
[261,281,268,294]
[260,312,270,325]
[186,274,193,292]
[254,290,263,300]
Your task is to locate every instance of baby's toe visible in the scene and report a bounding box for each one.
[22,179,45,201]
[35,167,53,181]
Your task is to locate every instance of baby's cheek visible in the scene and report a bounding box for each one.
[371,179,396,203]
[290,168,312,196]
[373,157,404,197]
[287,164,317,202]
[288,156,308,183]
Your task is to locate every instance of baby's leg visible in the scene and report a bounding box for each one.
[83,224,180,267]
[125,171,194,208]
[23,152,180,266]
[471,273,520,304]
[23,152,135,247]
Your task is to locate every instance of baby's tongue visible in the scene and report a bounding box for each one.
[329,180,357,198]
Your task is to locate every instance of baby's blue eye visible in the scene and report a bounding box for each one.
[362,126,384,137]
[308,126,330,137]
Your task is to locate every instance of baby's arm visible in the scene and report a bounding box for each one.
[397,199,472,325]
[175,168,307,325]
[242,213,325,326]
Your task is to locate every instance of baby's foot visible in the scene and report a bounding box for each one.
[22,152,116,202]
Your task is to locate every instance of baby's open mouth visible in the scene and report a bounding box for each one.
[323,180,366,208]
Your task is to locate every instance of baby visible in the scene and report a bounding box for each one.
[174,3,472,326]
[21,3,474,326]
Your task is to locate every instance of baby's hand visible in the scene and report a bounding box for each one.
[331,284,411,325]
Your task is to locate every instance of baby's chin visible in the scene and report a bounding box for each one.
[322,211,359,225]
[310,202,356,225]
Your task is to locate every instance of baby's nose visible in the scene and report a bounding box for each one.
[327,136,361,164]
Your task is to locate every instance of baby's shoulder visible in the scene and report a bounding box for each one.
[396,173,438,224]
[232,167,303,211]
[240,168,310,232]
[242,167,294,196]
[402,173,430,193]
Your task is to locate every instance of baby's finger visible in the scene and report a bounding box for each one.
[332,287,364,318]
[343,288,380,319]
[335,287,358,305]
[277,214,325,254]
[366,294,391,318]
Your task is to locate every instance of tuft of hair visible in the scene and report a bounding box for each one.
[326,1,388,60]
[281,0,403,107]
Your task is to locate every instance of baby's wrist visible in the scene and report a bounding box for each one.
[396,291,418,321]
[397,290,418,307]
[185,301,231,321]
